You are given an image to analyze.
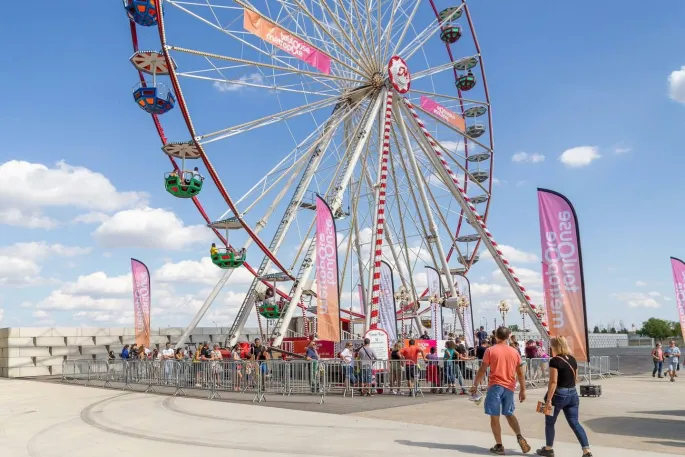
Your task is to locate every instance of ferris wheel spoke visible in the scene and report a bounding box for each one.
[389,0,421,59]
[409,88,489,107]
[330,0,378,72]
[176,71,337,97]
[317,0,378,74]
[277,0,376,77]
[196,94,342,144]
[398,5,464,62]
[166,1,345,94]
[234,0,367,79]
[393,102,461,308]
[168,46,360,85]
[412,103,492,152]
[411,61,462,82]
[349,0,378,70]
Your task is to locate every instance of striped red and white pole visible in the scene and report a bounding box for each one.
[401,98,549,334]
[368,90,395,330]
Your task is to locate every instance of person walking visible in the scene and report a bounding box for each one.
[652,343,664,378]
[536,336,592,457]
[470,327,530,455]
[666,340,681,382]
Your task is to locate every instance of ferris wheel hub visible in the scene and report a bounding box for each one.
[387,56,411,94]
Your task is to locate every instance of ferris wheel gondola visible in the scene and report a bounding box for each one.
[123,0,551,350]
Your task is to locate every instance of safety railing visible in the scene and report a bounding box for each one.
[60,356,620,401]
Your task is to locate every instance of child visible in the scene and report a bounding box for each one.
[426,346,441,393]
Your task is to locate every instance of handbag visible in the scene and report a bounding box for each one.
[540,356,577,414]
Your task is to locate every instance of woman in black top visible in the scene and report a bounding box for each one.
[536,336,591,457]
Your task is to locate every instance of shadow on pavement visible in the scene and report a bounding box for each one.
[396,440,527,455]
[634,410,685,418]
[644,440,685,448]
[586,416,685,441]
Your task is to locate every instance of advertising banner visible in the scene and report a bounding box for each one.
[537,189,589,361]
[379,261,398,343]
[244,9,331,74]
[315,195,341,342]
[131,258,151,348]
[670,257,685,341]
[419,95,466,132]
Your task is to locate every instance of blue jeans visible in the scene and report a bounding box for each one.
[653,360,663,376]
[545,387,590,449]
[344,365,357,384]
[445,361,465,388]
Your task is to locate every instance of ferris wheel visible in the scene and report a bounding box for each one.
[123,0,550,348]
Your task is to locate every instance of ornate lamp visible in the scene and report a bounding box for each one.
[498,300,510,327]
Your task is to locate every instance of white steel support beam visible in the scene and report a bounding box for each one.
[272,89,386,347]
[400,98,550,342]
[393,101,465,333]
[225,104,354,348]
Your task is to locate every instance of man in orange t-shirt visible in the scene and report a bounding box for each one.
[471,326,530,455]
[400,339,425,397]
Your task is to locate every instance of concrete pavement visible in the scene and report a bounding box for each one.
[0,377,682,457]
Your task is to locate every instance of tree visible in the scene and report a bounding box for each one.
[592,325,600,334]
[639,318,676,341]
[672,321,682,338]
[609,327,617,334]
[508,324,521,332]
[600,328,608,334]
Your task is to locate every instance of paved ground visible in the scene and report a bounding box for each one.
[2,372,684,457]
[355,373,685,454]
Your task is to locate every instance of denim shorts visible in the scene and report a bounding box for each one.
[361,367,372,384]
[484,385,515,416]
[669,359,679,372]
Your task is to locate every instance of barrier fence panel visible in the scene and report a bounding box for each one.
[56,355,622,401]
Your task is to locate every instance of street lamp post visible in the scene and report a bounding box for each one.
[518,304,527,333]
[394,286,411,339]
[458,295,470,340]
[428,293,442,339]
[498,300,510,328]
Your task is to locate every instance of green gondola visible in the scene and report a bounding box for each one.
[165,172,203,198]
[211,249,246,269]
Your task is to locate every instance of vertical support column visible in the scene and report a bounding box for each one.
[392,103,464,333]
[400,98,549,342]
[364,90,395,331]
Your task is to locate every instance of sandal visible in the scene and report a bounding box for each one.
[517,435,531,453]
[489,444,505,455]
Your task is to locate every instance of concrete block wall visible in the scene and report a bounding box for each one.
[0,326,261,378]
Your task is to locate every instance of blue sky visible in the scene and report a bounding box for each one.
[1,1,684,333]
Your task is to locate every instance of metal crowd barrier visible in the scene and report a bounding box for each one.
[60,355,621,401]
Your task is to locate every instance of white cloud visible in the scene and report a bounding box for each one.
[32,310,50,318]
[438,140,466,154]
[61,272,131,297]
[614,146,632,155]
[611,292,662,309]
[154,257,255,286]
[668,66,685,104]
[515,180,528,187]
[0,242,90,286]
[0,241,91,258]
[213,73,266,92]
[648,291,661,297]
[492,178,506,186]
[0,308,4,323]
[92,207,213,249]
[483,245,539,264]
[0,160,147,229]
[559,146,600,168]
[73,212,110,224]
[512,152,545,164]
[635,280,648,287]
